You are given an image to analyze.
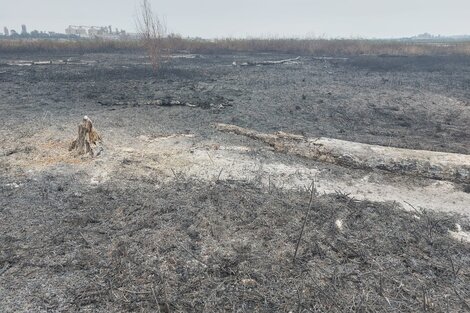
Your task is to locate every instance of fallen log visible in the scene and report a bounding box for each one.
[215,123,470,184]
[69,116,102,157]
[233,56,301,66]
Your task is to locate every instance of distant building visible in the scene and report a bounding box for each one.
[3,27,9,36]
[88,26,107,37]
[65,25,127,39]
[65,25,87,37]
[21,24,28,35]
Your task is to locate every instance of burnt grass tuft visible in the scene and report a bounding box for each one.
[1,174,469,312]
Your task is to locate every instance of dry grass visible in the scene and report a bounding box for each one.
[2,37,470,56]
[1,177,469,312]
[0,38,142,54]
[178,38,470,56]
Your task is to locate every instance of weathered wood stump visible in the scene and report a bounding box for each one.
[69,116,102,157]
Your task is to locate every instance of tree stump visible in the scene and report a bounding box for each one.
[69,116,102,157]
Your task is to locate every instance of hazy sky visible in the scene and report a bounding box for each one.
[1,0,469,38]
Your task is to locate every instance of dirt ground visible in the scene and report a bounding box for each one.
[1,52,470,312]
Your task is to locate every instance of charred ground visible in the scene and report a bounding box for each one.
[1,174,469,312]
[0,52,469,153]
[1,52,470,312]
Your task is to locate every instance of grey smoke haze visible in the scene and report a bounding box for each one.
[1,0,469,38]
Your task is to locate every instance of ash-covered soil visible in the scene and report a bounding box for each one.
[1,175,469,312]
[0,52,469,153]
[1,52,470,312]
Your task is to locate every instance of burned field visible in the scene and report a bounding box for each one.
[1,52,470,312]
[1,175,470,312]
[1,53,469,153]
